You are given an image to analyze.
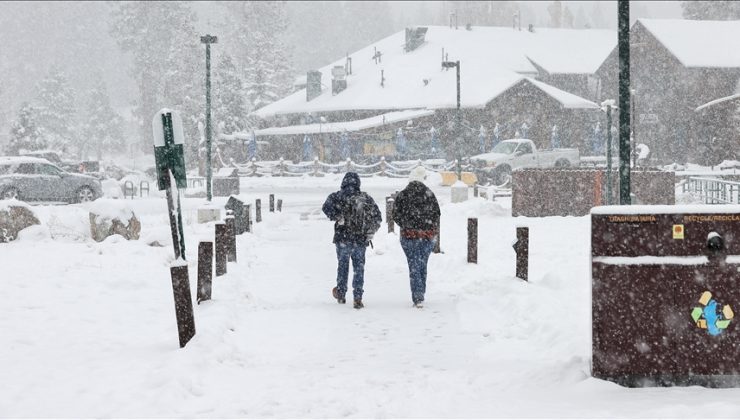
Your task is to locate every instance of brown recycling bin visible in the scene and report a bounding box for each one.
[591,206,740,387]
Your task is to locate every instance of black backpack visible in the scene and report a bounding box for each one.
[343,193,380,236]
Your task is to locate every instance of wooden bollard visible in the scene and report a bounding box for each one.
[245,204,251,233]
[386,197,395,233]
[467,218,478,264]
[513,227,529,281]
[256,199,262,223]
[225,213,237,263]
[277,199,282,212]
[215,223,228,276]
[197,241,213,304]
[269,194,275,212]
[474,185,479,198]
[170,264,195,348]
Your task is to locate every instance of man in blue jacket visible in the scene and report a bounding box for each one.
[322,172,382,309]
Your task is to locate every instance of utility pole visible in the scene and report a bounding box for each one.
[200,34,218,202]
[617,0,631,205]
[605,104,613,205]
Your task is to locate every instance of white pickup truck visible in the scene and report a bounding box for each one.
[470,139,580,185]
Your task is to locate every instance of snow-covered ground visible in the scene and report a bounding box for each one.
[2,174,740,418]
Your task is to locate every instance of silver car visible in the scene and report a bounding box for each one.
[0,157,103,203]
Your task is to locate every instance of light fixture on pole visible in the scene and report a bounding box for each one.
[200,34,218,202]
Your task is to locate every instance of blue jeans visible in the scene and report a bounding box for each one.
[335,242,367,300]
[400,237,435,303]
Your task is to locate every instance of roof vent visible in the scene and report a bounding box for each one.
[306,70,322,102]
[405,27,428,52]
[331,66,347,95]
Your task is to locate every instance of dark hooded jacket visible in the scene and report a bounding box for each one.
[322,172,382,244]
[392,181,440,238]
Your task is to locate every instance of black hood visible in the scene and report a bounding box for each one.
[341,172,361,193]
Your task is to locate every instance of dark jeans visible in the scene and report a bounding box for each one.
[400,237,435,303]
[335,242,367,300]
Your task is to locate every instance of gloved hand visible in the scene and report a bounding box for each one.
[366,233,374,242]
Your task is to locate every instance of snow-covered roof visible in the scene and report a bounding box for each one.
[0,156,51,165]
[255,25,614,118]
[525,78,599,109]
[638,19,740,68]
[695,92,740,112]
[252,109,435,137]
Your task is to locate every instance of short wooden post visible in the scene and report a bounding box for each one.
[277,199,283,212]
[215,223,228,276]
[386,196,395,233]
[256,199,262,223]
[474,185,479,198]
[197,241,213,304]
[467,218,478,263]
[513,227,529,281]
[170,264,195,348]
[269,194,275,212]
[245,204,251,233]
[225,212,237,263]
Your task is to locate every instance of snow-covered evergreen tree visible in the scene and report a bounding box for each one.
[681,1,740,20]
[214,53,248,134]
[109,1,202,162]
[547,1,562,28]
[7,103,46,155]
[222,1,294,111]
[34,66,77,153]
[81,74,125,161]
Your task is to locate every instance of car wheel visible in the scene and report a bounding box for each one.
[76,186,96,203]
[493,166,512,186]
[555,159,571,168]
[1,187,19,200]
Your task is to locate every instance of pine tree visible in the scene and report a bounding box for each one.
[109,1,202,162]
[562,5,574,28]
[548,1,562,28]
[82,74,125,161]
[7,103,46,155]
[214,53,248,134]
[225,1,294,111]
[681,1,740,20]
[35,66,77,154]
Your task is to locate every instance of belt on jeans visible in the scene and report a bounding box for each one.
[401,229,436,240]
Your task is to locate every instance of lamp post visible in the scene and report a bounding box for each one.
[200,34,218,202]
[442,60,461,177]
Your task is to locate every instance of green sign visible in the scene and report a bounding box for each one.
[152,110,187,190]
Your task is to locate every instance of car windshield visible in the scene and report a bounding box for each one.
[491,142,519,155]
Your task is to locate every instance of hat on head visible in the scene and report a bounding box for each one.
[409,165,427,183]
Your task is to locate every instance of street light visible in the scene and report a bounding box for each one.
[200,34,218,201]
[442,60,461,177]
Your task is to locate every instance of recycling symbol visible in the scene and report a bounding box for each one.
[691,291,734,336]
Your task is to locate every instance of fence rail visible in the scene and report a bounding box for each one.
[231,157,464,178]
[682,176,740,204]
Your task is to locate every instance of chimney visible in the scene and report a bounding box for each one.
[405,27,428,52]
[306,70,322,102]
[331,65,347,95]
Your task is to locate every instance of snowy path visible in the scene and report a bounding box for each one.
[2,176,740,417]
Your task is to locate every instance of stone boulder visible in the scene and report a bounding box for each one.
[0,200,40,242]
[87,199,141,242]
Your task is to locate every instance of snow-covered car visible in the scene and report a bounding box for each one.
[470,139,580,184]
[0,156,103,203]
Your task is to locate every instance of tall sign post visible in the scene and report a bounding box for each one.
[201,34,218,202]
[617,0,631,204]
[153,109,187,260]
[442,59,461,178]
[153,108,195,348]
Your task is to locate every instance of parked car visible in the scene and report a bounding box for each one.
[470,139,580,184]
[0,156,103,203]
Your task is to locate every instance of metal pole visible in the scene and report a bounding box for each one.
[456,61,462,179]
[617,0,631,205]
[606,105,613,205]
[205,43,212,201]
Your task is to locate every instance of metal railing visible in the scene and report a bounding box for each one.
[231,157,464,178]
[682,176,740,204]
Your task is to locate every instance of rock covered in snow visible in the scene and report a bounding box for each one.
[0,199,40,242]
[87,199,141,242]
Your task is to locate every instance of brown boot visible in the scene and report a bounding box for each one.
[332,287,346,304]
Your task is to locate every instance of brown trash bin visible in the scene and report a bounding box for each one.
[591,206,740,387]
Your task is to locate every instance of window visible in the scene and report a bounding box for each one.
[15,163,35,174]
[37,164,61,176]
[518,143,533,154]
